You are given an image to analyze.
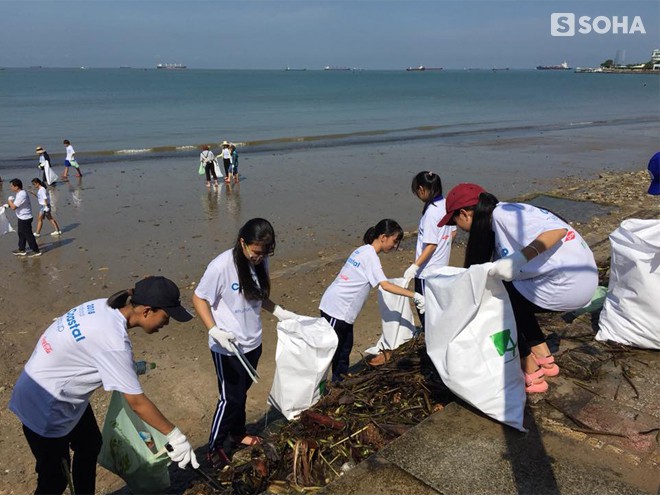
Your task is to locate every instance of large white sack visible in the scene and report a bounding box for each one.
[268,315,338,420]
[0,206,14,235]
[365,277,416,355]
[424,265,526,431]
[596,219,660,349]
[43,161,58,185]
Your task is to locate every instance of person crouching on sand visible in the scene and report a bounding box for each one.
[192,218,299,468]
[438,183,598,394]
[319,219,425,381]
[9,276,199,494]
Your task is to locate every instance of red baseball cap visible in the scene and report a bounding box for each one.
[437,183,486,227]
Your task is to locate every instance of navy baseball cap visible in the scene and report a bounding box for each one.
[132,276,193,322]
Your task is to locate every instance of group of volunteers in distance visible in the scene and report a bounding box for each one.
[9,167,597,493]
[199,140,239,188]
[1,141,78,257]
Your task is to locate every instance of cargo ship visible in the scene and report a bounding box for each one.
[156,63,187,70]
[536,61,571,70]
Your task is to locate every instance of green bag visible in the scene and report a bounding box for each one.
[198,162,205,175]
[97,391,171,494]
[69,159,80,168]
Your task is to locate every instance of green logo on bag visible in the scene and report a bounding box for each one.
[490,329,517,363]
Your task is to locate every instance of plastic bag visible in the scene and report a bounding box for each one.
[268,315,338,420]
[424,265,526,431]
[597,219,660,349]
[0,206,14,235]
[98,391,171,494]
[365,277,416,355]
[198,162,205,175]
[43,161,58,185]
[213,159,222,178]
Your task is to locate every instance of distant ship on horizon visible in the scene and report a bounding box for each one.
[157,63,187,70]
[324,66,351,71]
[406,65,443,72]
[536,61,571,71]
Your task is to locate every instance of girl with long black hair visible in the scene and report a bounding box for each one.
[438,183,598,394]
[319,219,425,381]
[192,218,297,467]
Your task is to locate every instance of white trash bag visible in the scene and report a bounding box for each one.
[597,219,660,350]
[424,265,526,431]
[43,160,58,185]
[268,315,338,420]
[0,206,14,235]
[365,277,416,355]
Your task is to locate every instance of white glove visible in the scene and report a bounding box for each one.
[403,264,419,281]
[412,292,425,314]
[272,305,298,321]
[208,326,236,350]
[166,427,199,469]
[488,251,528,282]
[8,196,14,202]
[44,206,50,213]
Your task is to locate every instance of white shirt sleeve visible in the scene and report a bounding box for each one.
[195,259,226,307]
[94,348,143,394]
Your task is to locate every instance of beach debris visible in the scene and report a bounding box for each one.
[183,335,454,494]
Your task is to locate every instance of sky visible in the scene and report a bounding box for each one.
[0,0,658,69]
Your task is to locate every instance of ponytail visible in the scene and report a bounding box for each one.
[363,219,403,245]
[463,192,499,267]
[107,288,133,309]
[32,178,47,188]
[411,171,444,214]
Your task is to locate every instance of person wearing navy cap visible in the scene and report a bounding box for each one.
[9,276,199,494]
[648,151,660,195]
[438,184,598,394]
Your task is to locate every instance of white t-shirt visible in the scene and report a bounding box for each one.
[195,249,265,354]
[319,244,387,324]
[491,202,598,311]
[12,190,33,220]
[9,299,142,437]
[65,145,75,161]
[222,148,231,159]
[415,197,455,277]
[200,150,215,162]
[36,186,48,207]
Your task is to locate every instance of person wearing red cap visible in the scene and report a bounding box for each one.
[438,184,597,393]
[9,276,199,494]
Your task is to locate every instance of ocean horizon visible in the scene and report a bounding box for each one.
[1,68,657,169]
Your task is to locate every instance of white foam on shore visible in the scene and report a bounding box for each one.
[116,148,153,154]
[569,121,594,126]
[176,145,197,151]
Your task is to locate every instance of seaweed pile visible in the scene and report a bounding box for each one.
[184,335,455,494]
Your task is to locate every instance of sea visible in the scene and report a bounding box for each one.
[0,68,658,168]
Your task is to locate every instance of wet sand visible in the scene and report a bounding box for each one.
[0,120,657,493]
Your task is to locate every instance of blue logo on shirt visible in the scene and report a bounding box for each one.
[346,256,361,268]
[65,309,86,342]
[231,282,240,291]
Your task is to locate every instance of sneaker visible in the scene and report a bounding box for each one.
[51,231,62,236]
[33,232,41,238]
[12,249,27,256]
[28,251,42,257]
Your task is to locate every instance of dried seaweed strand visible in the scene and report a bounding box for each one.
[621,365,640,399]
[329,425,370,448]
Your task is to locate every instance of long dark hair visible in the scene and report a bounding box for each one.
[363,219,404,245]
[411,171,443,214]
[32,178,47,188]
[233,218,275,301]
[463,192,499,267]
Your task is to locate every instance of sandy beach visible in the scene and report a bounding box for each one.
[0,121,657,494]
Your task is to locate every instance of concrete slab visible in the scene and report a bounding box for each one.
[323,455,436,495]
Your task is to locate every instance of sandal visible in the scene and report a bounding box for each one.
[524,368,548,394]
[232,434,263,447]
[532,352,560,377]
[368,350,392,367]
[207,447,231,468]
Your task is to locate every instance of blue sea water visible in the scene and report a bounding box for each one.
[0,68,658,168]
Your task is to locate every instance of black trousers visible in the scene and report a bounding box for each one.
[321,311,354,382]
[22,404,102,495]
[204,162,218,181]
[503,281,551,358]
[223,158,231,177]
[17,217,39,252]
[208,345,262,452]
